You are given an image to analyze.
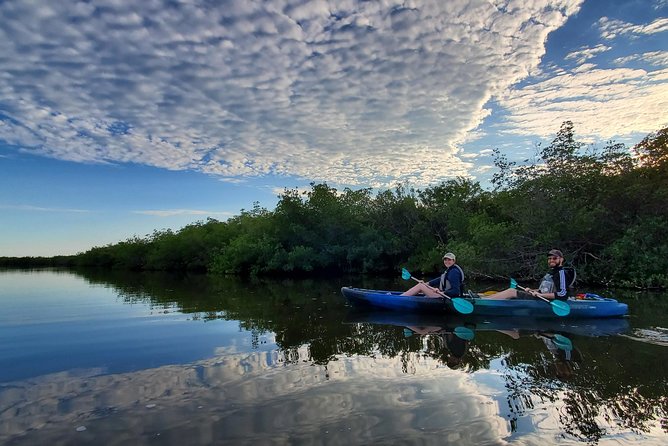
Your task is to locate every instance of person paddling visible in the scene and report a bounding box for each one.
[401,252,464,298]
[474,249,575,300]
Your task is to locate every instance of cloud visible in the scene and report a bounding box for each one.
[271,185,312,197]
[132,209,235,217]
[598,16,668,39]
[615,51,668,67]
[0,204,90,213]
[565,44,611,65]
[498,66,668,140]
[0,1,584,187]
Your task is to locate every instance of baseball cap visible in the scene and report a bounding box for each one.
[547,249,563,258]
[442,252,456,260]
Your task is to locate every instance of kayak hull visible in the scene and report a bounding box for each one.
[341,287,629,318]
[344,309,630,337]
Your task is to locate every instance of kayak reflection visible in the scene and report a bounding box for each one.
[345,310,629,339]
[345,309,629,376]
[402,324,473,369]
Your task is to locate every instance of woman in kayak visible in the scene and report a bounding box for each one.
[401,252,464,298]
[475,249,575,300]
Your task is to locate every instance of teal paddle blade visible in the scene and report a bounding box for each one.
[552,334,573,351]
[403,328,414,338]
[510,278,518,289]
[453,326,475,341]
[451,297,474,314]
[551,299,571,316]
[401,268,412,280]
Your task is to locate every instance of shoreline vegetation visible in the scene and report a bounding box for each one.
[2,122,667,289]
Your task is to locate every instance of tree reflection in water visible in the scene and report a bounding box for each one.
[497,336,666,444]
[71,269,667,444]
[352,317,666,444]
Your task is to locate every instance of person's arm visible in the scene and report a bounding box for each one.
[554,269,568,299]
[427,277,440,288]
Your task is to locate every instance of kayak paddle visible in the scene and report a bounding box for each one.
[538,332,573,351]
[551,333,573,351]
[402,325,475,341]
[510,278,571,316]
[453,326,475,341]
[401,268,474,314]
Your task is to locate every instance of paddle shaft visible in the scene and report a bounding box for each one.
[514,282,570,316]
[401,267,474,314]
[516,284,551,303]
[409,276,453,301]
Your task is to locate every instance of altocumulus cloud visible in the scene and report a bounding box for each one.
[498,15,668,141]
[0,0,584,187]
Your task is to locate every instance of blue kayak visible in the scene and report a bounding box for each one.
[341,287,629,318]
[345,310,630,337]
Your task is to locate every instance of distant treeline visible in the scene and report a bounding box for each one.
[2,122,667,288]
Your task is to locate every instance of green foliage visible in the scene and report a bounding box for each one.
[633,127,668,168]
[598,217,668,289]
[4,123,667,289]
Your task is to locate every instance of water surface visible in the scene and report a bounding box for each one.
[1,269,666,445]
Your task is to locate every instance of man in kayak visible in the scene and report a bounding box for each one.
[473,249,575,300]
[401,252,464,298]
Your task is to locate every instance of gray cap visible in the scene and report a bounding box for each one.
[442,252,456,260]
[548,249,563,258]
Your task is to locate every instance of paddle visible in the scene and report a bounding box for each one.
[537,332,573,351]
[453,326,475,341]
[551,333,573,351]
[403,326,475,341]
[401,268,474,314]
[510,278,571,316]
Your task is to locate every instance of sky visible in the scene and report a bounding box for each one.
[1,0,667,257]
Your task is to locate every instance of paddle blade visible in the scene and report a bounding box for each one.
[453,326,475,341]
[452,297,474,314]
[403,328,414,338]
[401,268,412,280]
[510,278,518,289]
[552,334,573,351]
[551,299,571,316]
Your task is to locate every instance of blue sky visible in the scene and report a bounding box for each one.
[1,0,667,257]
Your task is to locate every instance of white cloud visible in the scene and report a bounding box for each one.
[565,44,611,65]
[498,66,668,140]
[271,185,312,197]
[598,16,668,39]
[615,51,668,67]
[0,1,584,187]
[0,204,90,213]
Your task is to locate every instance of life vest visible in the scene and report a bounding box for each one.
[439,264,465,292]
[539,267,576,294]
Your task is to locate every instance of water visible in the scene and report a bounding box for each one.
[0,269,666,445]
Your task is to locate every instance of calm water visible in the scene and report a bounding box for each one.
[1,269,666,445]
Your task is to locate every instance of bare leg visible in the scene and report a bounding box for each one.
[401,282,443,297]
[405,326,443,335]
[496,329,521,339]
[482,288,518,300]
